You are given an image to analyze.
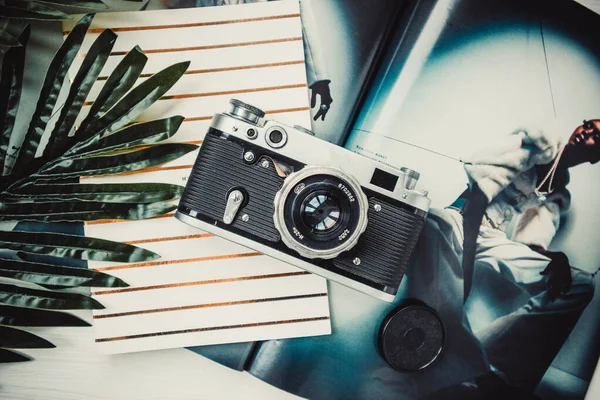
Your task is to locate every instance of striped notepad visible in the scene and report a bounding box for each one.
[62,0,331,354]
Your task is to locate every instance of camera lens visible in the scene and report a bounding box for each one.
[273,166,368,259]
[300,193,341,232]
[288,183,353,248]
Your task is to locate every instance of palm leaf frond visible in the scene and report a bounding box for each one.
[68,115,185,156]
[0,199,178,222]
[0,0,72,21]
[80,45,148,126]
[11,182,184,203]
[0,28,22,47]
[35,0,109,10]
[0,256,127,288]
[0,12,194,360]
[48,28,117,148]
[0,304,90,326]
[0,326,55,348]
[0,348,31,362]
[0,230,158,262]
[40,143,196,177]
[0,0,142,21]
[0,282,104,309]
[10,13,93,172]
[0,25,29,174]
[77,60,190,141]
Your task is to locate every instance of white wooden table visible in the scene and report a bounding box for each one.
[0,319,301,400]
[1,1,600,399]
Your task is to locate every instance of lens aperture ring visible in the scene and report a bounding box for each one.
[273,166,369,259]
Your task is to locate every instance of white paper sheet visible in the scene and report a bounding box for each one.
[62,0,331,354]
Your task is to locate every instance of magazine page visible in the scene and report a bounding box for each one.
[244,0,600,399]
[346,0,556,208]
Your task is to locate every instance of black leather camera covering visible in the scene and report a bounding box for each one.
[179,129,293,243]
[332,197,425,292]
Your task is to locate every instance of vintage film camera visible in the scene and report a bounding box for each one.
[175,99,431,302]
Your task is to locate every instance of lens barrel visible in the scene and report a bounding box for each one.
[274,166,368,259]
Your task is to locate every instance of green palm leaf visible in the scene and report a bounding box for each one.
[0,256,128,288]
[36,0,109,10]
[0,10,194,361]
[0,0,143,21]
[69,115,184,157]
[80,45,147,125]
[40,143,196,177]
[0,326,55,348]
[0,26,29,174]
[0,199,178,221]
[46,28,117,155]
[0,0,72,20]
[0,348,31,362]
[0,283,104,309]
[0,28,22,47]
[0,230,158,262]
[11,182,184,203]
[11,13,93,172]
[78,60,190,141]
[0,304,90,326]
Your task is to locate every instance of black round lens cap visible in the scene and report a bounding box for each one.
[378,304,445,372]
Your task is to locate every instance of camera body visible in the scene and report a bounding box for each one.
[175,100,430,302]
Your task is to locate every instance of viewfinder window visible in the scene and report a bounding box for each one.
[370,168,398,191]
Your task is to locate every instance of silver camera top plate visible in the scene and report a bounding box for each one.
[209,110,431,213]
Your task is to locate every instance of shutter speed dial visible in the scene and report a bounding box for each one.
[229,99,265,123]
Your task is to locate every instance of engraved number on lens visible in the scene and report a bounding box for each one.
[301,194,340,232]
[338,229,350,241]
[338,183,355,202]
[292,227,304,240]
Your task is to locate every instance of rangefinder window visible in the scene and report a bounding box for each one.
[370,168,399,192]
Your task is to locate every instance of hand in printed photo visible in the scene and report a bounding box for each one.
[538,250,573,301]
[309,79,333,121]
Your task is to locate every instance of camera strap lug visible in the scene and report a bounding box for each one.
[223,190,244,224]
